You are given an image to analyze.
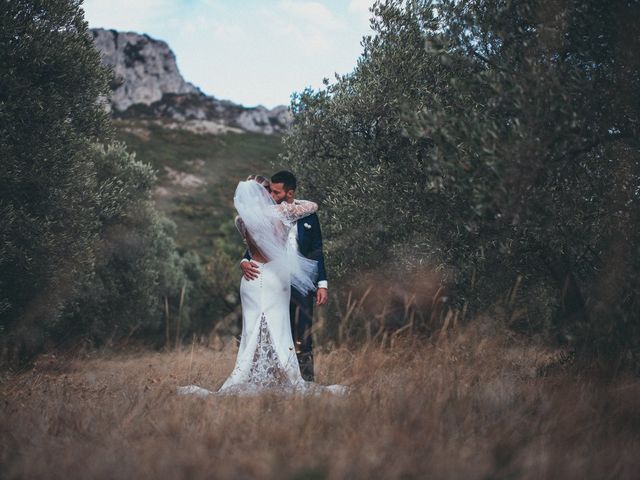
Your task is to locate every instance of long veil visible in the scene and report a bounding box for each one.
[233,180,318,295]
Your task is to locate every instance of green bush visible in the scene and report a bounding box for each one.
[0,0,112,361]
[0,0,191,363]
[284,0,640,370]
[58,143,187,347]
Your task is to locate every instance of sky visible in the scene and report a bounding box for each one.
[82,0,377,109]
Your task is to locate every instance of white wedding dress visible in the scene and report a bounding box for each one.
[177,181,347,397]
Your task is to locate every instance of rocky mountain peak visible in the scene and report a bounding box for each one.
[92,28,200,112]
[91,28,291,134]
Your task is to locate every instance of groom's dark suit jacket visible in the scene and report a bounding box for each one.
[243,211,327,290]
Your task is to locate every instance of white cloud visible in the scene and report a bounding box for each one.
[279,0,346,31]
[82,0,178,34]
[348,0,375,24]
[259,4,339,55]
[210,21,245,40]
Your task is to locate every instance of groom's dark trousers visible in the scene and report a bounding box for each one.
[290,287,315,381]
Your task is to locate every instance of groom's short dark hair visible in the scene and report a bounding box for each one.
[271,170,297,191]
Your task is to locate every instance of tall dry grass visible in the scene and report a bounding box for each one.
[1,319,639,480]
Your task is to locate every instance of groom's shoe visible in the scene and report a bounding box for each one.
[299,352,314,381]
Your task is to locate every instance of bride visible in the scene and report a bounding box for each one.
[177,177,347,396]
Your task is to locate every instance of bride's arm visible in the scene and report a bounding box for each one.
[275,199,318,224]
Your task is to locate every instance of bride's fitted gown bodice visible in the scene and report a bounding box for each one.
[177,198,346,397]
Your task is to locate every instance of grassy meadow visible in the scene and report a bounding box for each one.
[2,321,639,480]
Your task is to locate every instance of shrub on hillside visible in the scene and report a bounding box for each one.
[57,143,187,347]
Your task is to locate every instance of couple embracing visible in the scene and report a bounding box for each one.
[178,171,346,396]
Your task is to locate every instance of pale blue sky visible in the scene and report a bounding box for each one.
[83,0,377,108]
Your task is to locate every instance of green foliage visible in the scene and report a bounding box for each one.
[422,0,640,363]
[284,0,640,369]
[0,0,193,362]
[0,0,112,360]
[58,143,187,345]
[58,140,248,348]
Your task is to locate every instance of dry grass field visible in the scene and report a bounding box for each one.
[2,323,639,480]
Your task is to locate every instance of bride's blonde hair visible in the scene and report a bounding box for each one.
[246,174,270,190]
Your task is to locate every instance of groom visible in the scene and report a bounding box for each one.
[240,170,328,381]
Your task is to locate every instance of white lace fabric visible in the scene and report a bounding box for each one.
[177,310,347,396]
[246,313,294,390]
[274,199,318,226]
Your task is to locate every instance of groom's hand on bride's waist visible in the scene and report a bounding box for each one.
[240,260,260,280]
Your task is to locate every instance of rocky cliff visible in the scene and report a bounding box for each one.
[91,28,291,134]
